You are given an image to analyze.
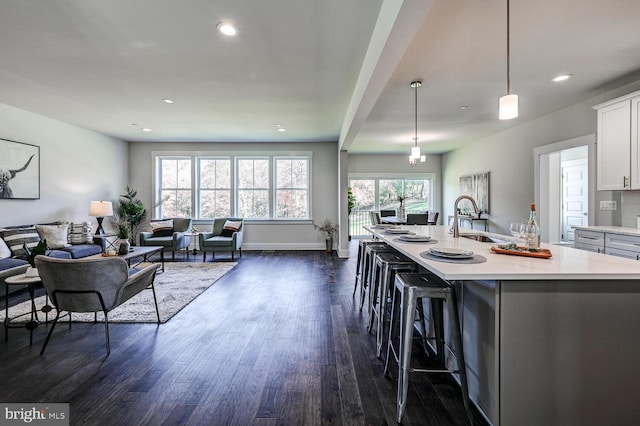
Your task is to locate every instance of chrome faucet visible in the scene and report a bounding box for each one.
[452,195,481,238]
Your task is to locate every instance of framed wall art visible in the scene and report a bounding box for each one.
[0,138,40,200]
[459,171,489,213]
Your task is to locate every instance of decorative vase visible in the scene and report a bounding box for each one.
[25,266,39,278]
[118,239,131,255]
[325,237,333,253]
[398,205,406,220]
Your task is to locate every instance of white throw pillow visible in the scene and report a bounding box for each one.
[150,219,174,237]
[221,220,242,237]
[35,223,71,249]
[0,237,11,259]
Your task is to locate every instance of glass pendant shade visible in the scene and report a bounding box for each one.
[499,94,518,120]
[411,145,421,159]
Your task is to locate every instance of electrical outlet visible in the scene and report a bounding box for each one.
[599,201,617,210]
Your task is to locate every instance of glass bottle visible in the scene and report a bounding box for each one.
[525,203,540,250]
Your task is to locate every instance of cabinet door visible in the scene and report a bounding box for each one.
[604,247,640,260]
[596,100,631,190]
[574,229,605,249]
[631,96,640,188]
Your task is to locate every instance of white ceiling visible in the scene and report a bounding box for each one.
[1,0,640,154]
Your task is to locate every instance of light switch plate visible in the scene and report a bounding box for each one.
[599,201,617,210]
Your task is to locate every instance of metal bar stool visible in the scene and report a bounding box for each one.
[384,272,472,425]
[361,244,396,311]
[353,238,383,298]
[367,252,418,359]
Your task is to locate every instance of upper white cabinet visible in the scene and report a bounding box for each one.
[594,91,640,190]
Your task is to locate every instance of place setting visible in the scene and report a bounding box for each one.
[393,234,438,244]
[420,246,487,264]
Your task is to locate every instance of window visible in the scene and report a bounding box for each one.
[275,157,309,218]
[155,152,310,220]
[198,158,231,218]
[158,157,192,218]
[237,158,270,218]
[349,175,434,236]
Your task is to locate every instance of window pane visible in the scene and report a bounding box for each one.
[275,158,308,218]
[350,180,375,211]
[379,179,403,210]
[238,189,269,218]
[276,189,307,218]
[159,158,192,218]
[198,158,231,219]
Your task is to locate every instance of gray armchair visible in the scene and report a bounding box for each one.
[199,217,244,261]
[35,255,161,356]
[139,218,193,261]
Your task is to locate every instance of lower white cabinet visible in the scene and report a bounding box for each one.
[574,229,604,253]
[574,229,640,259]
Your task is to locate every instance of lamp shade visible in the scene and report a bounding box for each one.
[411,146,421,159]
[499,94,518,120]
[89,201,113,217]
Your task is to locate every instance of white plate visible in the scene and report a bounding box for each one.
[429,247,474,258]
[399,235,432,242]
[385,229,413,234]
[372,224,397,229]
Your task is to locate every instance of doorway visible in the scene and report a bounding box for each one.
[534,134,596,244]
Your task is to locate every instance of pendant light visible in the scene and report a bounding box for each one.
[499,0,518,120]
[409,80,426,165]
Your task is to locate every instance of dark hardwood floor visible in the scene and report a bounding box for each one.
[0,242,489,425]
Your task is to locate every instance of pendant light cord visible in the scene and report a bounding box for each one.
[414,81,418,146]
[506,0,511,95]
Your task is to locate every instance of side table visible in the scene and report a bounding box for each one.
[185,232,200,258]
[4,272,48,345]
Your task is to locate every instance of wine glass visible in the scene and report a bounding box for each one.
[520,222,535,248]
[509,222,522,243]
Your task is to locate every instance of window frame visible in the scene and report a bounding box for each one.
[152,151,312,221]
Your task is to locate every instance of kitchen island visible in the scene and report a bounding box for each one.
[367,225,640,426]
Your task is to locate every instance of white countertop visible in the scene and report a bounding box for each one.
[366,225,640,281]
[573,225,640,236]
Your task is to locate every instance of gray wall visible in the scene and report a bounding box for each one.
[128,141,339,251]
[443,80,640,235]
[0,102,128,229]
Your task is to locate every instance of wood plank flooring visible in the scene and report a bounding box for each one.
[0,242,489,425]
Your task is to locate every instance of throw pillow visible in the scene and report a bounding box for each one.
[0,236,11,259]
[68,222,94,244]
[150,219,174,237]
[0,227,40,259]
[220,220,242,237]
[35,223,71,249]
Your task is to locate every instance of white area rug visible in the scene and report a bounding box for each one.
[1,262,236,324]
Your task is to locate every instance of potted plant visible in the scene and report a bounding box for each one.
[116,186,147,245]
[116,221,132,255]
[314,218,339,253]
[23,239,47,277]
[347,187,356,241]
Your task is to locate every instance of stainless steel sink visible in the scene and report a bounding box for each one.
[460,234,509,244]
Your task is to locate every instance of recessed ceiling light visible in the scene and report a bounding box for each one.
[552,73,573,82]
[276,124,287,132]
[162,98,174,104]
[217,22,238,37]
[459,105,468,110]
[142,128,152,132]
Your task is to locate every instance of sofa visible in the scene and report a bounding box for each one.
[199,217,244,261]
[0,222,103,298]
[139,218,193,261]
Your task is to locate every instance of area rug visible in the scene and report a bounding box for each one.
[1,262,236,324]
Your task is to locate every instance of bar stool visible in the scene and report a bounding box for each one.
[384,272,472,425]
[367,252,418,359]
[361,244,396,311]
[353,239,382,298]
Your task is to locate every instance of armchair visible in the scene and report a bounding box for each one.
[199,217,244,261]
[139,218,193,261]
[35,255,161,356]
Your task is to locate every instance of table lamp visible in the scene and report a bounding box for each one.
[89,201,113,235]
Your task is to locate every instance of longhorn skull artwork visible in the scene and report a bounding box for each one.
[0,154,35,198]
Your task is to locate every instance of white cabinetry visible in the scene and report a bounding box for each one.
[604,233,640,260]
[594,91,640,190]
[574,229,604,253]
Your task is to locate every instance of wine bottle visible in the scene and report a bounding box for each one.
[526,203,540,250]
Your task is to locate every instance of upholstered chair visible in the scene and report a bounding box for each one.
[139,218,193,261]
[35,255,161,356]
[199,218,244,261]
[427,211,440,225]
